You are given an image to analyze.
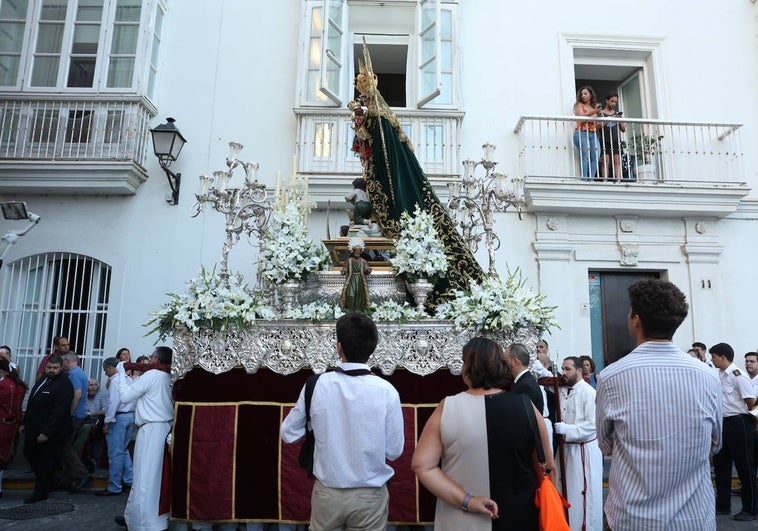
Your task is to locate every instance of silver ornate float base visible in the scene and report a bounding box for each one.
[171,322,539,382]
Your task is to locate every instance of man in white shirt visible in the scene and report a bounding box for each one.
[97,356,135,496]
[113,346,174,531]
[597,279,722,531]
[710,342,757,521]
[555,356,602,531]
[746,351,758,484]
[281,313,404,531]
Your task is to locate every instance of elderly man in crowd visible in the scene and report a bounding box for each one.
[61,352,92,492]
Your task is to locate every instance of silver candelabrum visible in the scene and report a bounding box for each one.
[192,141,273,284]
[446,143,526,276]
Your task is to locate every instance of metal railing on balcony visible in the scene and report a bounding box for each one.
[0,95,155,165]
[514,116,744,184]
[294,108,464,178]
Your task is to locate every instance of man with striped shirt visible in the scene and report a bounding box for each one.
[596,279,722,531]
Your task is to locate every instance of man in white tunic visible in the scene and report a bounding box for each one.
[554,356,602,531]
[113,346,174,531]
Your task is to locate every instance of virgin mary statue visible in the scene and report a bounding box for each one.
[350,42,484,300]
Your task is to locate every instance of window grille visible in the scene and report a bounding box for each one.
[0,252,111,388]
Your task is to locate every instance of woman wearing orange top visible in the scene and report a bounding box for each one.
[573,86,601,180]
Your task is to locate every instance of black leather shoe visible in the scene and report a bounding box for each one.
[96,489,121,496]
[23,494,48,504]
[121,483,132,491]
[69,474,93,493]
[114,515,128,528]
[716,508,730,515]
[733,511,754,521]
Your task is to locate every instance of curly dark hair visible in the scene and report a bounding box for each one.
[628,279,688,340]
[352,177,367,191]
[462,337,510,390]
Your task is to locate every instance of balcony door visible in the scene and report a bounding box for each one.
[588,270,660,370]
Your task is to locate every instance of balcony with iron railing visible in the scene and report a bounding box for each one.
[515,116,750,218]
[0,95,156,195]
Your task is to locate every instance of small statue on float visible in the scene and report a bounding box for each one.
[340,237,372,312]
[345,177,383,238]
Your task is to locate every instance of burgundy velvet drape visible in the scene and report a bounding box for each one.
[170,368,465,524]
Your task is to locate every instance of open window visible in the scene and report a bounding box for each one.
[302,0,458,109]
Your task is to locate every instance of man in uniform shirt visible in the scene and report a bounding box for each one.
[745,352,758,494]
[597,279,722,531]
[555,356,602,531]
[710,342,757,521]
[281,313,404,531]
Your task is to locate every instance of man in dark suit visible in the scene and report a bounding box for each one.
[22,354,74,503]
[506,343,544,413]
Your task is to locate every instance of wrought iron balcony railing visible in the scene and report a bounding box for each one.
[514,115,744,184]
[0,95,156,195]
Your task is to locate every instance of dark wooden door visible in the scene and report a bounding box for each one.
[591,271,659,366]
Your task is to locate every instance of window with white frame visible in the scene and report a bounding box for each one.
[0,0,165,95]
[300,0,459,110]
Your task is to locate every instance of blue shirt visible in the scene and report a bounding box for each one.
[67,366,89,419]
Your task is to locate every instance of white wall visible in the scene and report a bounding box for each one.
[2,0,757,367]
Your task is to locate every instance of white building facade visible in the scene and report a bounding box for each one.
[1,0,757,386]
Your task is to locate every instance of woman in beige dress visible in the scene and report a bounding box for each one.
[412,337,555,530]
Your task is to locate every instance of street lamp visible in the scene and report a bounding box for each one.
[150,117,187,205]
[0,201,41,269]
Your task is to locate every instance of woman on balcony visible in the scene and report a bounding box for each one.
[573,86,601,181]
[599,92,627,182]
[352,42,484,302]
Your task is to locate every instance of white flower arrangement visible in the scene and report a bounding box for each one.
[258,204,330,284]
[144,267,276,340]
[391,205,448,283]
[285,302,345,321]
[435,268,558,334]
[368,300,426,322]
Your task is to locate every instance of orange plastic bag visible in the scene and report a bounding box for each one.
[534,474,570,531]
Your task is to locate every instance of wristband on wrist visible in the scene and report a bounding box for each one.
[461,492,474,511]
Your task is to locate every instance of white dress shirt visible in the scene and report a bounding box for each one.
[115,362,173,426]
[104,373,135,424]
[281,362,404,488]
[719,363,756,416]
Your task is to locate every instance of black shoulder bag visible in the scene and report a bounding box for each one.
[298,373,320,477]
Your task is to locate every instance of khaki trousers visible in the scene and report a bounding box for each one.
[310,479,389,531]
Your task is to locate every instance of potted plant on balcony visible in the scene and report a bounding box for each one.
[628,132,663,181]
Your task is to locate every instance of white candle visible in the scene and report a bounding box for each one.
[275,171,281,207]
[483,142,495,161]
